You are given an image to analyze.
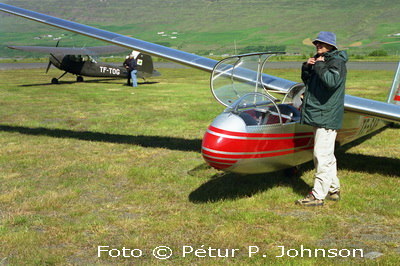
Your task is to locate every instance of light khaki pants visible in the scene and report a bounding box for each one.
[312,128,340,200]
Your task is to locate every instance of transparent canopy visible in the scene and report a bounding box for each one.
[210,53,304,125]
[210,53,279,107]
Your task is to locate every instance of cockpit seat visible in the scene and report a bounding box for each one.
[238,104,301,126]
[239,110,258,125]
[266,104,300,124]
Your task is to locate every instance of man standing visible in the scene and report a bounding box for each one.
[123,54,133,86]
[129,55,138,87]
[296,31,348,207]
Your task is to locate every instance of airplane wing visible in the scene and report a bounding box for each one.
[0,3,297,93]
[345,95,400,122]
[1,3,400,123]
[0,3,218,71]
[7,45,129,56]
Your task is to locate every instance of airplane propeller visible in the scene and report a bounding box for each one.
[45,40,60,74]
[45,60,52,73]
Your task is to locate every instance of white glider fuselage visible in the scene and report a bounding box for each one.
[202,107,388,174]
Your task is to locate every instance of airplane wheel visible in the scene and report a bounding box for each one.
[77,76,84,82]
[51,78,59,84]
[284,166,299,178]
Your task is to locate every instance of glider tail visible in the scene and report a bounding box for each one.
[387,61,400,105]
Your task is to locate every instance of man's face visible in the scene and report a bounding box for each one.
[314,41,333,55]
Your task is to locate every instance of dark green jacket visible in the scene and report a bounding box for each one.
[300,50,348,130]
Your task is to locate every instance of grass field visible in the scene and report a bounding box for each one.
[1,0,400,57]
[0,67,399,265]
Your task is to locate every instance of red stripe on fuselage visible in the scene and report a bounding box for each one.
[206,161,233,170]
[202,125,314,154]
[201,125,315,171]
[202,145,313,159]
[202,153,238,164]
[207,125,313,138]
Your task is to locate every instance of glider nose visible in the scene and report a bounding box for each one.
[201,113,247,171]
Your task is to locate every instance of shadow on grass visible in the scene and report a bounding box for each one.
[0,125,201,152]
[189,168,313,203]
[336,123,399,177]
[19,79,157,87]
[338,152,399,177]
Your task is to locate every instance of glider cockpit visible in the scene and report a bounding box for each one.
[210,52,304,127]
[229,94,301,126]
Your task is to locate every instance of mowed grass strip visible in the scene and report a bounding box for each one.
[0,67,399,264]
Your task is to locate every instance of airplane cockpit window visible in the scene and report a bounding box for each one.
[210,52,302,126]
[66,55,84,62]
[65,55,98,63]
[88,55,98,63]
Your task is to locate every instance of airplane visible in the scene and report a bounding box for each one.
[7,44,161,84]
[1,3,399,176]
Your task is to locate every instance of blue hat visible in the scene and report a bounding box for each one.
[312,31,338,50]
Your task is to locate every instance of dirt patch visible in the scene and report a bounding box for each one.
[302,38,314,46]
[318,218,400,258]
[349,42,362,47]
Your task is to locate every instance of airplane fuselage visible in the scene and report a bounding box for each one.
[202,106,389,174]
[51,55,127,78]
[50,54,157,80]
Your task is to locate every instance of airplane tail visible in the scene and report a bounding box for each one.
[132,51,160,78]
[387,61,400,105]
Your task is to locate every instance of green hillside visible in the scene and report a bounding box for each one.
[1,0,399,58]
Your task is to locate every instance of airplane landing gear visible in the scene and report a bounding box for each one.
[51,74,84,84]
[51,71,68,84]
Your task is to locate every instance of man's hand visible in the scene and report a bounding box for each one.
[306,57,316,65]
[306,56,325,66]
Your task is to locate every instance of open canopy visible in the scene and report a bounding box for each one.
[210,53,285,107]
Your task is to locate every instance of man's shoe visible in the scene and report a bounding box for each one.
[326,190,340,201]
[295,192,324,207]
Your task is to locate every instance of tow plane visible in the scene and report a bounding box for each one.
[1,3,399,175]
[7,44,161,84]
